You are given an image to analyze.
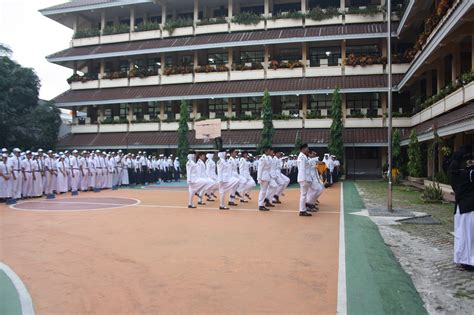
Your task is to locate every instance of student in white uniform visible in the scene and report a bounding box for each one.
[196,152,218,204]
[297,144,312,217]
[217,150,240,210]
[31,153,43,197]
[257,146,273,211]
[8,148,23,202]
[21,151,34,198]
[306,151,324,211]
[0,153,12,202]
[122,154,130,186]
[70,150,81,195]
[56,155,69,193]
[228,149,244,205]
[239,151,256,203]
[44,150,57,199]
[205,152,218,200]
[186,152,207,208]
[80,151,90,192]
[106,155,114,189]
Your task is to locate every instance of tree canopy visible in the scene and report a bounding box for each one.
[258,89,274,153]
[328,88,344,160]
[177,100,190,175]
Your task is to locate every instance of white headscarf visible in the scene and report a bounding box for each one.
[218,152,226,160]
[187,154,195,161]
[206,153,214,160]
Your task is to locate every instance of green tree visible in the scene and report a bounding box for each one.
[407,129,423,177]
[392,128,401,169]
[258,89,274,153]
[177,100,190,175]
[292,130,303,155]
[328,88,344,159]
[0,51,60,149]
[213,137,223,151]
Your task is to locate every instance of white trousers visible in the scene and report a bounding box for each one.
[11,171,22,199]
[239,176,256,196]
[298,181,310,212]
[265,178,279,201]
[0,177,12,198]
[258,180,270,207]
[219,178,240,207]
[71,169,81,192]
[275,173,290,198]
[454,206,474,266]
[22,173,33,197]
[307,178,324,204]
[45,172,54,195]
[57,172,68,193]
[32,172,44,197]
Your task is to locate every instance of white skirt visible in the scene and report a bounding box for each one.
[454,206,474,266]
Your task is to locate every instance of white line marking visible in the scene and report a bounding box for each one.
[337,184,347,315]
[0,262,35,315]
[8,200,339,214]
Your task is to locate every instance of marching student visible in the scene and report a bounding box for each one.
[196,152,218,204]
[106,154,114,189]
[122,154,130,186]
[93,150,103,191]
[186,152,208,208]
[257,146,273,211]
[272,152,290,204]
[239,151,256,203]
[173,157,180,181]
[307,151,324,211]
[217,150,240,210]
[297,144,312,217]
[228,149,244,203]
[80,151,90,192]
[205,152,218,200]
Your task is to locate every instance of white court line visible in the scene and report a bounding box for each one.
[10,198,141,212]
[337,184,347,315]
[0,262,35,315]
[9,200,339,214]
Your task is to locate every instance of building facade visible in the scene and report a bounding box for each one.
[42,0,474,178]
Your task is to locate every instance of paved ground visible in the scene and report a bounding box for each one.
[356,180,474,314]
[0,185,341,314]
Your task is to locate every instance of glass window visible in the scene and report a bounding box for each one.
[277,48,301,61]
[104,108,112,118]
[309,94,332,116]
[149,16,162,24]
[241,6,264,14]
[119,104,128,118]
[273,3,300,13]
[239,51,264,64]
[309,0,339,9]
[240,97,262,117]
[208,53,228,65]
[214,7,227,17]
[164,101,175,120]
[208,98,228,117]
[346,93,380,116]
[120,19,130,25]
[309,47,341,66]
[346,45,379,56]
[147,102,160,119]
[105,62,114,73]
[180,55,193,67]
[134,59,146,69]
[147,58,161,72]
[165,56,173,67]
[119,60,129,73]
[281,95,300,115]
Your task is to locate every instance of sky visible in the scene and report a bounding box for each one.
[0,0,73,101]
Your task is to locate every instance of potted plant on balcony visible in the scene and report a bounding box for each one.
[163,17,193,35]
[232,11,262,25]
[67,74,82,84]
[306,7,340,21]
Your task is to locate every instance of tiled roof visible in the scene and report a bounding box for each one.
[41,0,117,12]
[58,128,391,148]
[54,75,403,105]
[48,23,394,61]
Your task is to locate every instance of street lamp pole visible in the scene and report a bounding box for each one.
[387,0,393,212]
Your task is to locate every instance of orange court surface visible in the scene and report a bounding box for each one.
[0,184,341,314]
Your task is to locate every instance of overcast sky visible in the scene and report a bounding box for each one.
[0,0,73,101]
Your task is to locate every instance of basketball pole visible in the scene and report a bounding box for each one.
[387,0,393,213]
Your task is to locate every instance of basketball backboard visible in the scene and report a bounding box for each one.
[195,119,222,141]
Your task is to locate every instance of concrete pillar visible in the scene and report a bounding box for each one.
[194,51,199,69]
[194,0,199,23]
[73,16,78,33]
[381,39,387,57]
[228,0,233,18]
[73,61,78,74]
[100,11,106,33]
[437,62,445,93]
[452,46,461,82]
[341,94,347,121]
[130,7,135,32]
[340,0,345,11]
[227,47,233,67]
[192,100,198,118]
[341,40,346,68]
[160,102,165,121]
[98,107,105,122]
[302,42,307,75]
[426,70,433,97]
[228,98,233,117]
[100,60,105,78]
[162,4,167,25]
[302,95,308,119]
[264,45,269,77]
[381,93,387,116]
[264,0,269,16]
[128,104,134,122]
[301,0,306,13]
[160,54,166,75]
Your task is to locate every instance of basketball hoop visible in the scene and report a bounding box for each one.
[195,119,221,143]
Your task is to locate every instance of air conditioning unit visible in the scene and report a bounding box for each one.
[113,116,120,121]
[143,114,150,120]
[282,110,290,115]
[85,117,91,124]
[377,108,383,116]
[245,111,252,116]
[175,113,181,119]
[361,108,368,115]
[321,109,328,116]
[209,112,216,118]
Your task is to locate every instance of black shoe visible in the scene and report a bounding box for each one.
[228,202,238,206]
[264,198,269,203]
[198,202,206,205]
[219,206,230,210]
[259,206,270,211]
[212,193,218,199]
[188,205,196,209]
[460,264,474,272]
[273,195,280,202]
[206,198,215,202]
[265,203,275,208]
[299,211,312,216]
[272,200,282,204]
[235,192,242,198]
[240,199,248,203]
[307,208,317,212]
[245,193,252,200]
[306,203,316,210]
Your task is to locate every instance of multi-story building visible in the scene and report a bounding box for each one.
[41,0,473,178]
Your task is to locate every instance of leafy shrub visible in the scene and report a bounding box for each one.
[135,21,161,32]
[164,17,193,35]
[306,7,340,21]
[232,12,262,25]
[347,5,381,16]
[102,24,130,35]
[73,28,100,39]
[272,11,305,20]
[198,16,227,25]
[421,182,443,203]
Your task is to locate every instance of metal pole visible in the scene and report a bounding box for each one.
[387,0,393,212]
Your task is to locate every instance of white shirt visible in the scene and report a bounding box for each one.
[297,152,310,183]
[217,158,233,182]
[257,155,272,182]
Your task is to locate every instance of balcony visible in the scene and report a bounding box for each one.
[306,66,342,77]
[304,118,332,128]
[70,80,100,90]
[273,119,303,129]
[230,65,265,81]
[129,122,160,132]
[130,29,161,41]
[100,77,129,89]
[129,75,160,87]
[162,26,194,38]
[71,124,99,133]
[195,18,229,35]
[195,71,228,83]
[345,64,384,76]
[267,66,304,79]
[344,6,385,24]
[228,120,263,130]
[266,13,304,29]
[161,73,193,85]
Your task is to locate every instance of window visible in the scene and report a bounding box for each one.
[277,48,301,61]
[104,108,112,118]
[309,47,341,67]
[281,96,300,116]
[346,93,380,116]
[309,0,338,9]
[119,104,128,118]
[135,18,144,26]
[241,5,264,14]
[273,3,301,13]
[164,102,175,121]
[240,97,262,117]
[208,98,228,118]
[119,60,129,73]
[120,19,130,25]
[309,94,332,116]
[149,16,162,24]
[181,55,193,67]
[134,59,146,70]
[147,58,161,72]
[147,102,160,119]
[177,12,193,20]
[346,45,379,56]
[214,6,227,17]
[208,53,228,65]
[104,62,114,73]
[239,50,264,64]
